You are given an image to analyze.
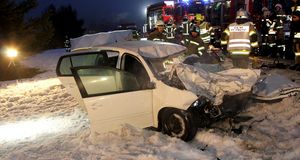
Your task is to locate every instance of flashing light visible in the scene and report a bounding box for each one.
[182,0,190,4]
[5,47,18,58]
[144,7,147,15]
[203,0,210,4]
[164,1,175,6]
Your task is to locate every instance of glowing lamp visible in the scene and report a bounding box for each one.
[164,1,175,6]
[5,48,18,58]
[182,0,190,5]
[203,0,210,3]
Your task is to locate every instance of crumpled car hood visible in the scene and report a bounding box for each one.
[171,63,261,105]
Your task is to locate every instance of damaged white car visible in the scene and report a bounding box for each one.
[56,31,260,141]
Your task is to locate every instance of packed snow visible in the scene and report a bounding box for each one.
[0,49,299,160]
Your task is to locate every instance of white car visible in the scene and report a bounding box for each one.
[56,36,255,141]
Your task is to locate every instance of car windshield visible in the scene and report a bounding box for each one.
[144,51,186,79]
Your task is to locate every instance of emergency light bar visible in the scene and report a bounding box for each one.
[164,1,175,6]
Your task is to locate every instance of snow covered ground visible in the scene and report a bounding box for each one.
[0,49,299,160]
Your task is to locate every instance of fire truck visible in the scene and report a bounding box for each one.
[145,0,206,32]
[144,0,255,33]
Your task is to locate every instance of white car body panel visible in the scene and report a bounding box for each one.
[58,77,85,109]
[83,90,153,133]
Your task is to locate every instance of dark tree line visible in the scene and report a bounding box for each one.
[0,0,85,55]
[46,4,85,48]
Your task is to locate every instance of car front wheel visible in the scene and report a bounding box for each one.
[158,107,197,141]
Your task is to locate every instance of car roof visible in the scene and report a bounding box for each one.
[70,40,186,58]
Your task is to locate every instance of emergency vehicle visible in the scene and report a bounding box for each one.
[145,0,254,32]
[145,0,206,32]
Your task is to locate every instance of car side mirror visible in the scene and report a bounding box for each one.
[147,81,156,89]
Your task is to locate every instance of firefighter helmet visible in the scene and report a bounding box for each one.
[275,3,282,9]
[183,15,189,22]
[262,7,269,12]
[236,8,249,19]
[195,14,205,22]
[155,20,165,27]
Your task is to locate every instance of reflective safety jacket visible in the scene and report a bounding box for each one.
[275,10,286,30]
[261,18,273,35]
[221,22,258,56]
[165,24,176,39]
[199,22,212,44]
[181,36,207,56]
[182,20,193,36]
[148,30,167,42]
[295,32,300,58]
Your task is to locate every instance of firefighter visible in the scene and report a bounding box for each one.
[290,0,300,70]
[64,36,71,52]
[169,26,184,45]
[181,25,219,64]
[195,14,212,45]
[181,25,207,57]
[221,9,259,68]
[267,13,277,57]
[291,9,300,71]
[260,7,273,56]
[274,3,287,58]
[148,20,167,42]
[181,16,191,36]
[165,18,176,41]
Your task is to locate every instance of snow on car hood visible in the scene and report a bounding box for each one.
[173,63,261,105]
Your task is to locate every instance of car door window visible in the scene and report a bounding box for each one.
[71,54,99,67]
[57,50,119,76]
[106,51,119,67]
[72,67,141,97]
[122,54,151,89]
[59,57,72,75]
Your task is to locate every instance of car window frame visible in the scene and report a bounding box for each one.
[121,53,153,87]
[56,50,119,76]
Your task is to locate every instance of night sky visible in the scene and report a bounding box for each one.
[32,0,163,30]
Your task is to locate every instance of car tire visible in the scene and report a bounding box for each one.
[158,107,198,141]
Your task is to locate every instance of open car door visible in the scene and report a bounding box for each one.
[56,50,119,108]
[71,66,154,133]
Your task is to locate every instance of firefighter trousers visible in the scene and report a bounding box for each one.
[230,54,250,69]
[294,34,300,64]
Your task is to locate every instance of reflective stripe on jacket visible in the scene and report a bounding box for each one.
[165,25,175,39]
[182,21,190,36]
[226,22,257,53]
[183,37,206,56]
[295,32,300,39]
[199,22,211,44]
